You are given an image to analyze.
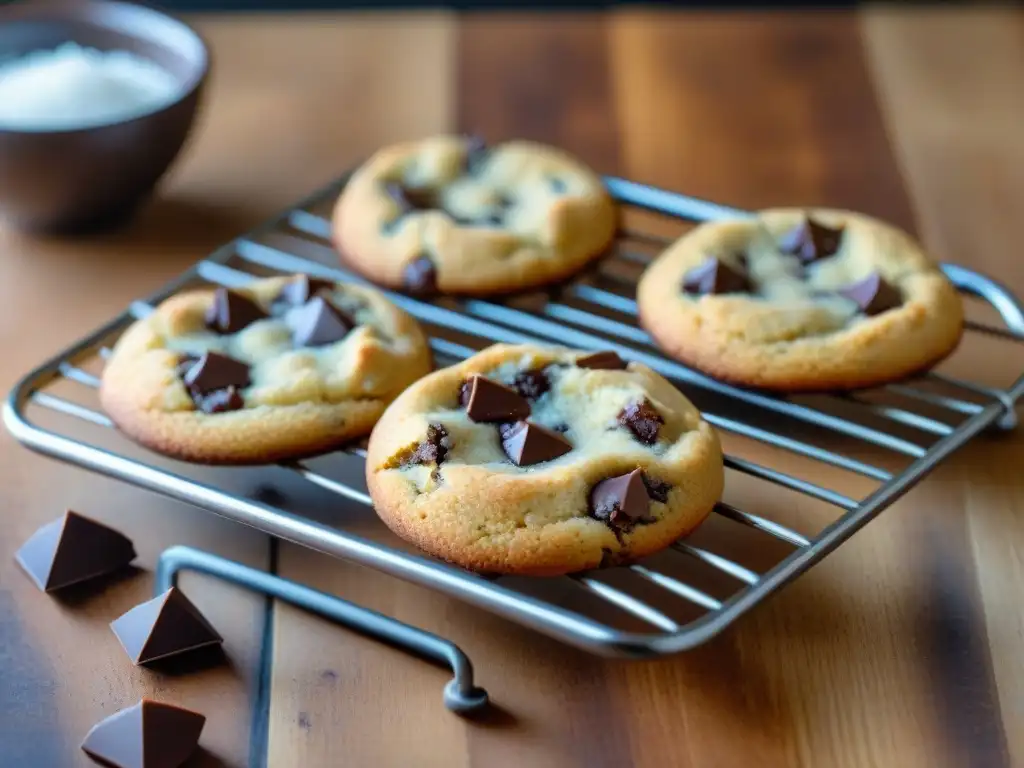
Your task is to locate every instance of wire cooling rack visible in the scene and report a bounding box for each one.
[5,175,1023,658]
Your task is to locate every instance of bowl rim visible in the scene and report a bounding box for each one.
[0,0,211,136]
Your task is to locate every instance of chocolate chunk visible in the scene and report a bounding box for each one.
[682,256,750,295]
[465,375,531,423]
[204,288,268,334]
[618,399,664,445]
[15,510,136,592]
[193,386,245,414]
[836,271,902,316]
[81,698,206,768]
[277,275,334,307]
[386,181,436,213]
[290,295,354,347]
[512,368,550,400]
[183,352,250,395]
[403,255,438,295]
[457,380,472,407]
[590,469,650,528]
[174,354,199,379]
[111,587,223,665]
[641,474,672,504]
[501,420,572,466]
[780,216,844,263]
[464,134,488,173]
[411,423,450,465]
[576,351,627,370]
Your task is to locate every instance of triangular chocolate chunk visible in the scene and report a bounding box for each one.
[290,296,354,347]
[204,288,268,334]
[81,698,205,768]
[501,421,572,466]
[111,587,223,665]
[182,352,250,395]
[15,511,136,592]
[465,375,531,423]
[779,216,844,263]
[836,272,902,316]
[277,275,334,307]
[682,256,749,295]
[590,469,650,528]
[576,351,627,370]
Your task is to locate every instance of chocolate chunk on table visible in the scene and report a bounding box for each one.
[682,256,750,295]
[204,288,268,334]
[111,587,223,666]
[15,510,136,592]
[501,420,572,466]
[81,698,206,768]
[464,375,531,423]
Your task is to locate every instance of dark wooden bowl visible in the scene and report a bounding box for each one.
[0,0,209,233]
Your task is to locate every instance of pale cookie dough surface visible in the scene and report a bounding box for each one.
[366,344,724,576]
[638,209,964,391]
[332,136,618,295]
[100,275,432,464]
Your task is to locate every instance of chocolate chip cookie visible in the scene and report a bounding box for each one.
[331,136,617,295]
[638,209,964,391]
[365,344,723,576]
[100,275,432,464]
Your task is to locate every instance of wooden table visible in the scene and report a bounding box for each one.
[2,8,1022,767]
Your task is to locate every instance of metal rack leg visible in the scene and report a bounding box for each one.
[154,545,490,715]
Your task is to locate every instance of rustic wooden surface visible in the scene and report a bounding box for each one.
[0,8,1021,767]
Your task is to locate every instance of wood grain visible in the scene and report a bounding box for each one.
[1,8,1022,768]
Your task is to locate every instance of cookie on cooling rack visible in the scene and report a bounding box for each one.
[365,344,724,576]
[331,135,617,295]
[100,274,432,464]
[637,209,964,392]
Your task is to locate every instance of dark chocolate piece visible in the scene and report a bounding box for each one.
[204,288,268,334]
[576,351,627,370]
[457,380,472,407]
[111,587,223,665]
[501,420,572,466]
[411,424,451,465]
[779,217,844,263]
[512,368,550,400]
[641,474,672,504]
[618,399,664,445]
[836,272,902,316]
[182,352,250,395]
[682,256,750,296]
[290,295,354,347]
[277,275,334,307]
[15,510,136,593]
[464,134,488,173]
[193,386,245,415]
[81,698,206,768]
[590,469,650,528]
[465,375,531,423]
[385,182,436,213]
[403,256,438,295]
[173,355,199,379]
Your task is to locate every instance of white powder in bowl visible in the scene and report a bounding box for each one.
[0,42,181,131]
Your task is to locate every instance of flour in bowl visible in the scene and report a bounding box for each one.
[0,42,180,130]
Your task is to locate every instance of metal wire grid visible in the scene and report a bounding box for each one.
[5,175,1023,658]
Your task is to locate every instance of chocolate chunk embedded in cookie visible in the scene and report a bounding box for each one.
[100,274,432,464]
[331,135,617,295]
[637,208,964,391]
[365,343,723,576]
